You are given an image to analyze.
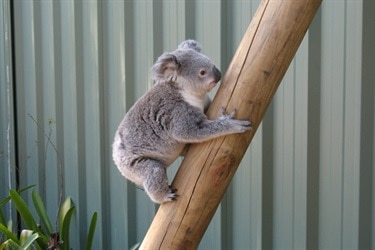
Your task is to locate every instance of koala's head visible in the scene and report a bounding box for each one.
[152,40,221,97]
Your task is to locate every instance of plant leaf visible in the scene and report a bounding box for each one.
[1,239,22,249]
[20,229,33,245]
[59,197,73,234]
[85,212,98,250]
[60,206,75,250]
[18,185,36,194]
[9,190,48,245]
[21,231,40,249]
[0,185,35,207]
[7,220,13,231]
[0,208,5,226]
[0,223,19,243]
[9,190,38,231]
[0,196,11,208]
[32,189,53,234]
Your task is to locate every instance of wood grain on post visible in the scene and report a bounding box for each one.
[140,0,322,249]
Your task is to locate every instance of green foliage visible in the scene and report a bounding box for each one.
[0,188,98,250]
[32,189,54,235]
[59,198,75,250]
[85,212,97,250]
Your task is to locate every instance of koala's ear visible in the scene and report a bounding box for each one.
[177,39,201,52]
[152,53,181,83]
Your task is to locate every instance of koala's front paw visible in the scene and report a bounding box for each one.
[220,107,252,133]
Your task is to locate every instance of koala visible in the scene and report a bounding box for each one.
[112,40,252,204]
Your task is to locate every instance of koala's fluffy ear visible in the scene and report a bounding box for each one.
[152,53,181,83]
[178,39,201,52]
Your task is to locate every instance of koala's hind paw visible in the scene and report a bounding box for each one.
[166,187,178,202]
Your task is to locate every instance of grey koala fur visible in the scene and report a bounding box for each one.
[112,40,252,204]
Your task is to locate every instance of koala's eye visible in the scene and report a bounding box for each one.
[199,70,207,76]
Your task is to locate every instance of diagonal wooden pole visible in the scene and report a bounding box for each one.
[140,0,322,249]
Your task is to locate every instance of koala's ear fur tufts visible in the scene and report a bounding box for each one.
[152,53,181,83]
[178,40,201,52]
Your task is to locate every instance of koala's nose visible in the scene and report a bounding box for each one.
[213,66,221,82]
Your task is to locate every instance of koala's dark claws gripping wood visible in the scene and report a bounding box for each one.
[167,188,178,202]
[169,186,178,193]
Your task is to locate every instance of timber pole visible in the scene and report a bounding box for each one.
[140,0,322,249]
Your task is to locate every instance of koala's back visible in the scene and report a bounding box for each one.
[115,82,196,167]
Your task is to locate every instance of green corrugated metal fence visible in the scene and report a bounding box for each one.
[1,0,374,249]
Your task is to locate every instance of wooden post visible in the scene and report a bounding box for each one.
[140,0,322,249]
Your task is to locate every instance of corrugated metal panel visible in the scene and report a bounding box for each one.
[0,0,374,249]
[0,0,17,224]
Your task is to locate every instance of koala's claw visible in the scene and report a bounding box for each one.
[221,107,243,120]
[169,186,178,193]
[171,194,179,201]
[229,109,237,119]
[220,107,238,119]
[165,186,178,202]
[220,107,226,115]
